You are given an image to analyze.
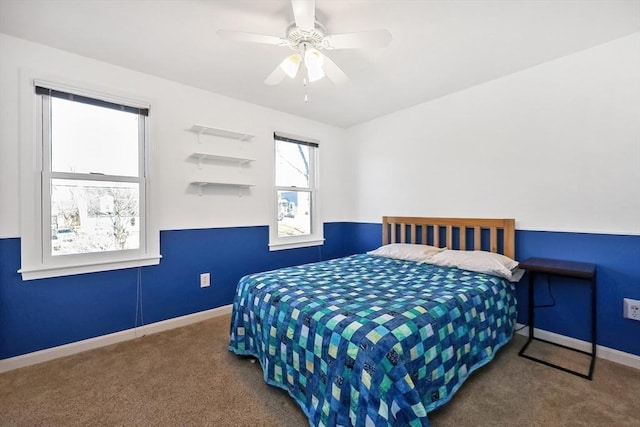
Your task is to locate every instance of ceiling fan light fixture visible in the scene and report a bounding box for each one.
[219,0,390,88]
[304,47,325,82]
[280,54,301,79]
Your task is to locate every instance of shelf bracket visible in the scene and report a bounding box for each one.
[238,185,251,198]
[197,183,205,196]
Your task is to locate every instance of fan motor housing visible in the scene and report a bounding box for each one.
[286,22,325,49]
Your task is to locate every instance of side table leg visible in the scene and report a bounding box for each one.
[528,271,535,340]
[519,271,535,357]
[587,272,598,379]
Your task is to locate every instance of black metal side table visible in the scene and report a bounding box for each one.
[518,257,597,380]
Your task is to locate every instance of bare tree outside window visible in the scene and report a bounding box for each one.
[108,187,139,250]
[51,181,139,256]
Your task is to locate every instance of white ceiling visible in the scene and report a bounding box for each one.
[1,0,639,128]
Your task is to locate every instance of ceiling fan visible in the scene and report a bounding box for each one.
[217,0,392,87]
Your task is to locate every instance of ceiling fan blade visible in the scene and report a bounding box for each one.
[217,29,288,46]
[321,55,349,85]
[264,65,287,86]
[323,29,392,50]
[291,0,315,32]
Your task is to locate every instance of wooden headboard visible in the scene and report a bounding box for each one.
[382,216,516,259]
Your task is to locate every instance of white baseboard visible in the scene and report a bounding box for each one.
[516,323,640,371]
[0,304,233,373]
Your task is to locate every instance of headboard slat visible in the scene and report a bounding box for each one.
[490,227,498,253]
[382,216,516,259]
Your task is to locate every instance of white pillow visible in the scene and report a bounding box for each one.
[367,243,444,263]
[424,249,524,282]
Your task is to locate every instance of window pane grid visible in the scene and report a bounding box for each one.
[42,89,144,259]
[275,185,311,192]
[49,171,142,184]
[272,133,319,248]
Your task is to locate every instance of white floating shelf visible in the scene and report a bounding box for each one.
[191,180,255,188]
[189,124,254,142]
[191,152,255,166]
[190,180,255,196]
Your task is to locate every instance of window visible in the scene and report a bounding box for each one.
[269,132,323,250]
[19,81,160,280]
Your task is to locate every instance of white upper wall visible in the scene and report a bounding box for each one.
[2,32,639,238]
[0,34,349,238]
[344,33,640,235]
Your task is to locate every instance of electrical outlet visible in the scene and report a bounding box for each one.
[200,273,210,288]
[623,298,640,321]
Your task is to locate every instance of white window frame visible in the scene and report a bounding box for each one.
[268,131,323,251]
[18,76,160,280]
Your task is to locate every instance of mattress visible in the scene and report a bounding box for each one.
[229,254,517,426]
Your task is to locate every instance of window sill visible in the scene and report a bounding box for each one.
[268,238,325,252]
[18,255,162,281]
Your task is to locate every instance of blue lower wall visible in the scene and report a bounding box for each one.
[1,222,639,360]
[514,230,640,356]
[0,223,347,359]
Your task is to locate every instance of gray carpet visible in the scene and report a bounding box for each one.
[1,314,639,426]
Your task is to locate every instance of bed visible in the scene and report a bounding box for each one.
[229,217,519,426]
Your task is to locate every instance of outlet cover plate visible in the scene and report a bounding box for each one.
[623,298,640,321]
[200,273,211,288]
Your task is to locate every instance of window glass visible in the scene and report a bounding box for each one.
[277,190,311,237]
[271,133,321,250]
[275,139,310,187]
[45,89,144,259]
[51,179,139,255]
[19,81,158,280]
[51,98,139,176]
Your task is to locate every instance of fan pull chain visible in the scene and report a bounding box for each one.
[303,77,308,103]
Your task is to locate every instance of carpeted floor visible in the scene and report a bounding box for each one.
[1,314,639,426]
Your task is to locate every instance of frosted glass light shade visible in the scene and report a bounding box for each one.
[305,48,325,82]
[280,54,302,78]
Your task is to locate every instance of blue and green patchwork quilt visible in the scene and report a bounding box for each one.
[229,254,517,426]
